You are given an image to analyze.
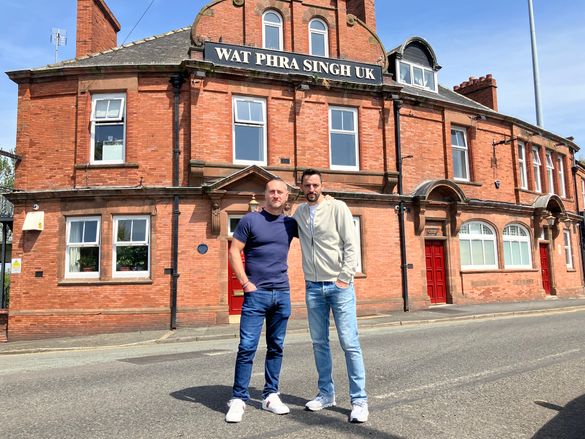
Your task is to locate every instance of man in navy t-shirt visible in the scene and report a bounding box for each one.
[225,178,298,423]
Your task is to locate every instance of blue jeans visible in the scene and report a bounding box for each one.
[232,289,291,401]
[305,281,367,403]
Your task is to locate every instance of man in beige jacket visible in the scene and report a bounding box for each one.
[294,168,368,423]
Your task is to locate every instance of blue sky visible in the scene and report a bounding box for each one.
[1,0,584,155]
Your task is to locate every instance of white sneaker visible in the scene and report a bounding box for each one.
[262,393,290,415]
[349,400,369,423]
[305,394,336,411]
[225,398,246,423]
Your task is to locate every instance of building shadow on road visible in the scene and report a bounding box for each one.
[171,385,404,438]
[532,394,585,438]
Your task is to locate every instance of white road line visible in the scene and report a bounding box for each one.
[204,351,232,356]
[374,348,581,399]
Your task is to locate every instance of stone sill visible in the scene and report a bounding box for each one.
[74,163,139,169]
[461,268,540,274]
[58,279,153,286]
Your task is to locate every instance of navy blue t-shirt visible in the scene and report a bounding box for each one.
[233,209,298,290]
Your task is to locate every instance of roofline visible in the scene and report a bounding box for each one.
[6,64,185,83]
[4,45,579,153]
[5,27,191,81]
[399,88,580,152]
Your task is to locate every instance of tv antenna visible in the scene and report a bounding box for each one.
[50,28,67,63]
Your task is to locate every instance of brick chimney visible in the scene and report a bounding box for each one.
[453,74,498,111]
[76,0,121,58]
[346,0,376,31]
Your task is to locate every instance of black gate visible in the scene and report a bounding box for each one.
[0,195,12,309]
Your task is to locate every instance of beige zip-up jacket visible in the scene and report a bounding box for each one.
[293,198,357,284]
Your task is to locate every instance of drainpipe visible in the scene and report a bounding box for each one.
[393,96,410,312]
[570,152,585,283]
[169,74,185,329]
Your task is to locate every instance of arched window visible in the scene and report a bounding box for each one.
[503,224,532,269]
[309,18,328,57]
[459,221,498,270]
[263,10,283,51]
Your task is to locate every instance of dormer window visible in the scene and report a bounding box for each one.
[389,37,440,93]
[398,61,436,91]
[263,10,283,51]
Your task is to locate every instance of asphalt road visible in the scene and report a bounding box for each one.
[1,311,584,438]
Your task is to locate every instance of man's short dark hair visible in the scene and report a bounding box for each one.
[301,168,322,183]
[265,177,287,191]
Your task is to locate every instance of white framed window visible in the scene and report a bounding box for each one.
[397,60,437,92]
[518,141,528,190]
[113,215,150,277]
[557,155,567,198]
[329,106,359,170]
[352,216,363,273]
[90,93,126,164]
[232,96,267,165]
[459,221,498,270]
[228,215,244,237]
[582,179,585,207]
[503,224,532,269]
[263,10,283,51]
[532,146,542,193]
[309,18,328,57]
[451,127,470,181]
[545,151,555,194]
[65,216,100,278]
[564,229,573,269]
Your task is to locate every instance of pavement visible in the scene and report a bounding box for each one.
[2,296,585,355]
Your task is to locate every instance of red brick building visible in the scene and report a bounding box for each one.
[3,0,583,340]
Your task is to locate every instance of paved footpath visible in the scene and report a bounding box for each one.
[2,296,585,355]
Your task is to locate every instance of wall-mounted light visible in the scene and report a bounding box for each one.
[194,70,206,78]
[470,114,487,121]
[249,195,259,212]
[494,180,501,189]
[561,215,579,232]
[545,215,556,227]
[297,83,310,91]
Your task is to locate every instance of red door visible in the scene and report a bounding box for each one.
[228,241,245,315]
[425,240,447,304]
[539,243,552,295]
